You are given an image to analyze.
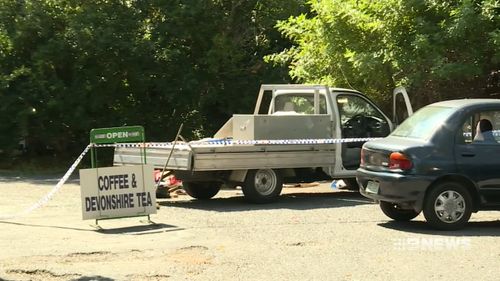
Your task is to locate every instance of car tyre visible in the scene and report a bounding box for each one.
[423,181,472,230]
[183,182,221,200]
[380,201,420,221]
[242,169,283,203]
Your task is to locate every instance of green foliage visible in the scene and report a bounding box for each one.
[4,0,498,165]
[0,0,306,160]
[268,0,500,108]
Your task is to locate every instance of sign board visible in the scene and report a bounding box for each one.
[79,165,156,220]
[90,126,145,144]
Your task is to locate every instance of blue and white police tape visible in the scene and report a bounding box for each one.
[0,144,91,220]
[197,137,377,145]
[94,137,380,148]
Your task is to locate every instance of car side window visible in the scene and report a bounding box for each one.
[460,111,500,145]
[337,94,390,138]
[460,116,473,144]
[274,94,327,114]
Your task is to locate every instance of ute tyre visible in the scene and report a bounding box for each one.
[242,169,283,203]
[380,201,420,221]
[183,182,221,200]
[423,181,472,231]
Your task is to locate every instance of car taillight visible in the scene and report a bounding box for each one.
[389,152,412,170]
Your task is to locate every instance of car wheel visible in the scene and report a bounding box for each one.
[423,181,472,230]
[379,201,420,221]
[182,182,221,200]
[242,169,283,203]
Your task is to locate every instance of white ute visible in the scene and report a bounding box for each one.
[114,84,412,203]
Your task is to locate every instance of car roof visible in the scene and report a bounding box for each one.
[430,99,500,109]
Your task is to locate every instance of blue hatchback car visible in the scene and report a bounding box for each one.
[357,99,500,230]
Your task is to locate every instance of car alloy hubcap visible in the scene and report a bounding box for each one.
[434,190,466,223]
[254,169,277,196]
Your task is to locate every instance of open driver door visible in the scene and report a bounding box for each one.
[392,86,413,126]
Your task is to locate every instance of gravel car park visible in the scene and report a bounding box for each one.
[2,179,500,280]
[357,99,500,230]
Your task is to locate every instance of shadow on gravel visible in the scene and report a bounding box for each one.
[96,223,183,235]
[0,174,80,186]
[0,221,182,235]
[72,276,114,281]
[0,220,95,232]
[159,190,374,212]
[378,220,500,237]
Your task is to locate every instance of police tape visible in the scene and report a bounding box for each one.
[93,137,379,148]
[0,144,92,221]
[0,136,378,220]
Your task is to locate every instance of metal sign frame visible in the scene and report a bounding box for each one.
[87,126,152,227]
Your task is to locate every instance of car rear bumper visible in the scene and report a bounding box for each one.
[356,168,433,210]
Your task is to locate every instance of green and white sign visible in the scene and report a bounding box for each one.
[89,126,147,168]
[90,126,145,144]
[79,165,156,220]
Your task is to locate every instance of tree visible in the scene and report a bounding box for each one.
[139,0,308,135]
[0,0,307,162]
[268,0,500,108]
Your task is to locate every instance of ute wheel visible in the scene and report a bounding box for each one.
[242,169,283,203]
[341,178,360,191]
[423,181,472,230]
[380,201,420,221]
[183,182,221,200]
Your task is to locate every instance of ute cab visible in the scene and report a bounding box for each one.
[242,85,413,186]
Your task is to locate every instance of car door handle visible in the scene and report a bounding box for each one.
[461,153,475,157]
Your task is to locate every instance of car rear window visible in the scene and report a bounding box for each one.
[391,106,454,140]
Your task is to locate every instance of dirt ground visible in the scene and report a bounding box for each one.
[1,175,500,281]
